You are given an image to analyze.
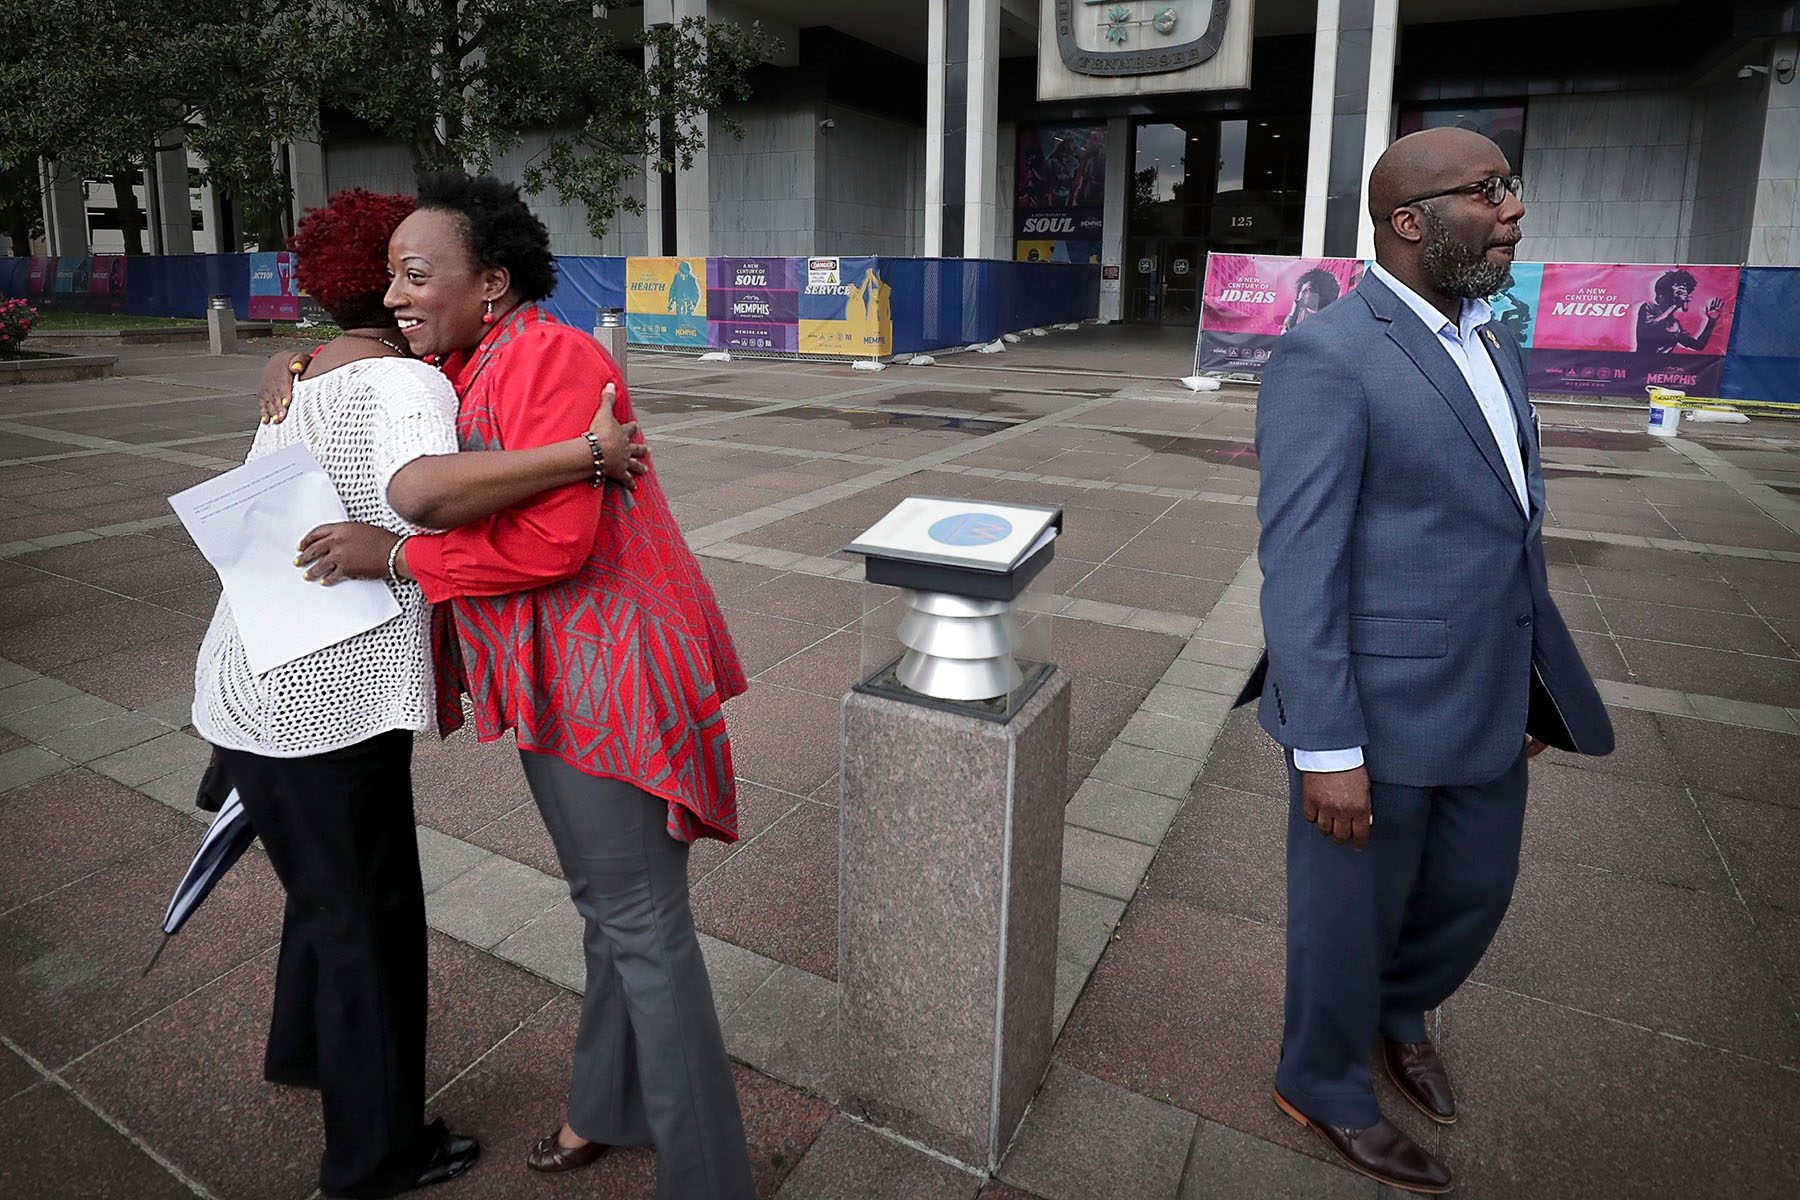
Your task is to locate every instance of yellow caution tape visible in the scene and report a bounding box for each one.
[1645,387,1800,417]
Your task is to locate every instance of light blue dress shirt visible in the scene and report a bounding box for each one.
[1292,263,1527,775]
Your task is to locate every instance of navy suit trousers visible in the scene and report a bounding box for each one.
[1275,752,1528,1128]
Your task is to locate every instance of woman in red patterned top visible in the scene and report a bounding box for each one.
[298,174,755,1200]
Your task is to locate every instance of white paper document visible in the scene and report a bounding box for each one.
[169,443,400,675]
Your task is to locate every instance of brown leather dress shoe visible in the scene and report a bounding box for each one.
[526,1131,609,1174]
[1383,1037,1458,1125]
[1273,1088,1453,1195]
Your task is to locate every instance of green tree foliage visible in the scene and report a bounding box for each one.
[1,1,328,249]
[1,1,778,249]
[325,2,778,239]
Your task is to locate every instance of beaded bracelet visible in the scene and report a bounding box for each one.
[386,534,412,584]
[580,431,606,488]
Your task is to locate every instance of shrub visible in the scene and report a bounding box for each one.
[0,297,36,358]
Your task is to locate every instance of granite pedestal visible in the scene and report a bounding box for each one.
[206,299,237,356]
[593,314,628,377]
[837,670,1071,1171]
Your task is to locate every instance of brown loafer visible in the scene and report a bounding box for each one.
[1273,1088,1453,1195]
[526,1131,609,1174]
[1382,1037,1457,1125]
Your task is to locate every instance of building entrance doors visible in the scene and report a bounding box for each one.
[1124,237,1205,324]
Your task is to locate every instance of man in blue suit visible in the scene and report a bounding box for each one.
[1255,128,1614,1194]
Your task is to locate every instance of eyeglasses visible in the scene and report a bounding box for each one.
[1393,175,1524,213]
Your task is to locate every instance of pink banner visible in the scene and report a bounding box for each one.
[1535,263,1738,355]
[1530,262,1740,397]
[1202,255,1366,336]
[1196,254,1366,373]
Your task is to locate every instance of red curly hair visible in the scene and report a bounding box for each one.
[290,189,417,328]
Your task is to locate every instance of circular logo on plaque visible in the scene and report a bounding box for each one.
[928,513,1014,547]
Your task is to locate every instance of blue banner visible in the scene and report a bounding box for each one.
[1721,267,1800,406]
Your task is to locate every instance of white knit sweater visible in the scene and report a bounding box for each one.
[192,357,459,757]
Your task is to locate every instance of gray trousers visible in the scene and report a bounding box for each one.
[520,751,755,1200]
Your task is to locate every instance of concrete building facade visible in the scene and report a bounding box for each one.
[28,1,1800,323]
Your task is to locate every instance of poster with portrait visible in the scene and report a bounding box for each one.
[1014,123,1106,265]
[26,256,56,298]
[1529,263,1740,397]
[625,257,709,347]
[706,257,800,353]
[248,251,299,321]
[798,256,890,358]
[53,256,90,308]
[1194,254,1367,374]
[84,255,129,313]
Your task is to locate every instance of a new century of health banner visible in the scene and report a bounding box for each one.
[1196,254,1739,399]
[626,257,710,347]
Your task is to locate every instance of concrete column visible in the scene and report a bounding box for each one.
[288,137,328,230]
[39,158,89,257]
[1749,37,1800,267]
[1300,0,1396,258]
[642,37,668,258]
[195,180,222,254]
[154,139,195,255]
[673,0,711,256]
[924,0,1005,259]
[927,0,977,257]
[1300,0,1340,257]
[1355,0,1400,259]
[839,672,1070,1172]
[1099,115,1129,322]
[962,0,1001,259]
[994,120,1016,260]
[924,0,948,255]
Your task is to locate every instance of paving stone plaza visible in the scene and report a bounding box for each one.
[2,327,1797,1198]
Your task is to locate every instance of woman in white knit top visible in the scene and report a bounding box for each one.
[192,190,635,1200]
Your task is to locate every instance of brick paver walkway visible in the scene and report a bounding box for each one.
[2,326,1796,1198]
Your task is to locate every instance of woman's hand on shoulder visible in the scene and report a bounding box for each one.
[592,382,649,489]
[258,348,312,424]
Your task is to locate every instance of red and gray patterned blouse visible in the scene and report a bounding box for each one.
[405,305,747,843]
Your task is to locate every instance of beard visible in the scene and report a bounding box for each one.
[1418,206,1514,299]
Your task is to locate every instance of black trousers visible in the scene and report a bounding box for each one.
[218,731,435,1199]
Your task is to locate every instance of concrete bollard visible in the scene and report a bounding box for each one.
[593,307,627,379]
[206,296,237,355]
[837,498,1069,1171]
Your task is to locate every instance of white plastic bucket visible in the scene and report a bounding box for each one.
[1646,387,1684,438]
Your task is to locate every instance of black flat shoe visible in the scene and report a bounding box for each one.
[322,1122,481,1198]
[413,1122,480,1191]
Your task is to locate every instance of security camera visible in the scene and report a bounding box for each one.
[1739,64,1769,78]
[819,118,836,129]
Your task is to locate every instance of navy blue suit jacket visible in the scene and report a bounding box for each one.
[1252,272,1613,787]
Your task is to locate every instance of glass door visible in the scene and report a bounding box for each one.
[1127,120,1217,323]
[1160,239,1204,324]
